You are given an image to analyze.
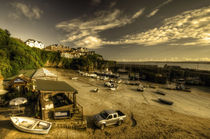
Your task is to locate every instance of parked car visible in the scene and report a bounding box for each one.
[93,110,126,129]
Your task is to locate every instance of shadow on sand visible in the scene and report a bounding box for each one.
[85,115,97,130]
[130,88,140,92]
[0,120,14,130]
[152,99,166,105]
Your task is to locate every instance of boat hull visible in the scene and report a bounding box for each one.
[10,117,52,135]
[158,98,173,105]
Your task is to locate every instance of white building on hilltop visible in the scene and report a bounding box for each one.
[25,39,45,49]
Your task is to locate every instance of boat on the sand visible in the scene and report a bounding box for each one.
[137,84,144,92]
[10,116,52,134]
[110,87,116,91]
[155,90,166,96]
[158,98,173,105]
[93,88,99,92]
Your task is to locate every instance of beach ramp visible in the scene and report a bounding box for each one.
[32,68,57,80]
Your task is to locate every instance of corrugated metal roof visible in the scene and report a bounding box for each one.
[35,79,76,92]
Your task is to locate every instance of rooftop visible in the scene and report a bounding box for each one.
[35,79,76,92]
[5,69,36,81]
[25,39,43,44]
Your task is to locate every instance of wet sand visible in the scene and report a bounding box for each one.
[1,68,210,138]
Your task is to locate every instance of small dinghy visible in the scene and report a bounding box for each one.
[137,84,144,92]
[71,77,78,80]
[155,90,165,96]
[10,117,52,134]
[92,88,99,92]
[110,87,116,91]
[158,98,173,105]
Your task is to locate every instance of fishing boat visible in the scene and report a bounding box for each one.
[137,84,144,92]
[158,98,173,105]
[155,90,166,96]
[10,116,52,134]
[110,87,116,91]
[93,88,99,92]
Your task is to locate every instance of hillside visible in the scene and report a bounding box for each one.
[0,28,43,77]
[0,28,115,78]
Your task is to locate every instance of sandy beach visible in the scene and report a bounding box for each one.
[1,68,210,138]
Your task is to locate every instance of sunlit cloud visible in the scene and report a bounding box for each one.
[159,0,173,7]
[147,9,159,17]
[56,8,145,49]
[10,2,43,20]
[121,6,210,46]
[147,0,173,17]
[9,13,20,20]
[56,3,209,50]
[132,9,145,19]
[74,36,103,49]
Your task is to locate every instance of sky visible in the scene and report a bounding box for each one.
[0,0,210,61]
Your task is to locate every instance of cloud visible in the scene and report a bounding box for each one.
[10,2,43,20]
[159,0,173,7]
[109,1,117,8]
[132,9,145,19]
[56,4,209,50]
[56,8,145,49]
[120,6,210,47]
[147,9,159,18]
[9,13,20,20]
[91,0,101,6]
[147,0,173,17]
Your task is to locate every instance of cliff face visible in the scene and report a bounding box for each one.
[0,28,45,78]
[0,28,116,78]
[44,60,58,67]
[0,73,3,90]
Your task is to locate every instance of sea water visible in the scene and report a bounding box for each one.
[118,62,210,71]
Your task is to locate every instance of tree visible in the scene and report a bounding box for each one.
[4,29,10,45]
[5,29,10,37]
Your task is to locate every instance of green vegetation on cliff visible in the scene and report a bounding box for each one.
[0,28,115,78]
[0,28,43,77]
[62,54,116,71]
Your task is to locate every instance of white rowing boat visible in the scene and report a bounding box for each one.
[10,116,52,134]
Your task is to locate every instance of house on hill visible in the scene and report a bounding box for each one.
[77,47,88,52]
[61,52,84,59]
[25,39,45,49]
[45,44,71,52]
